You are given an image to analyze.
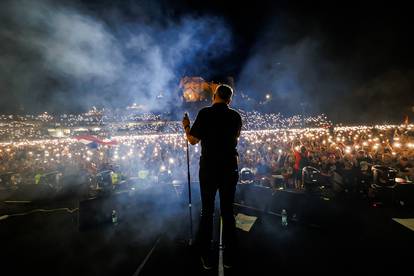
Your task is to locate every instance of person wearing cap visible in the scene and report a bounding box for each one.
[356,150,372,167]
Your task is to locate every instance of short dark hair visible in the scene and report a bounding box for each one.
[215,84,233,102]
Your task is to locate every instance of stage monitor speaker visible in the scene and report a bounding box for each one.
[270,190,339,226]
[236,184,273,211]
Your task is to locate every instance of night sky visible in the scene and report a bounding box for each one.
[0,0,413,123]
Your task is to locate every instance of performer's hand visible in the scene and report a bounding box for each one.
[182,113,190,130]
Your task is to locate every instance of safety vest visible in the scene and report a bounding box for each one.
[34,174,42,185]
[111,173,118,185]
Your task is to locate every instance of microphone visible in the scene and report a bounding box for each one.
[183,113,190,131]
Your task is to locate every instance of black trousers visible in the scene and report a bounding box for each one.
[197,157,239,253]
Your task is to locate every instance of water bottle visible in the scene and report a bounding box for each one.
[281,209,288,227]
[112,210,118,225]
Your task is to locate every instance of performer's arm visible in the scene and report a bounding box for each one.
[236,114,242,138]
[183,113,200,145]
[184,125,200,145]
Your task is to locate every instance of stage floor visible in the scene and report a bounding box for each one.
[1,189,414,275]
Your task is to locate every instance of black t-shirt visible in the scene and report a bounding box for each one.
[190,103,242,161]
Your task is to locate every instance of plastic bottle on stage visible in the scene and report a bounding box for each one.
[281,209,288,227]
[112,210,118,225]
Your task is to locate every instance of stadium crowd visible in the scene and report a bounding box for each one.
[1,110,413,195]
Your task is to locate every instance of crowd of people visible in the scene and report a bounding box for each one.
[1,111,413,196]
[0,109,330,141]
[239,125,414,193]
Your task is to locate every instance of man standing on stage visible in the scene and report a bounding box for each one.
[182,84,242,270]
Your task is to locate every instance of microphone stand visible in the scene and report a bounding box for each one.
[185,127,193,246]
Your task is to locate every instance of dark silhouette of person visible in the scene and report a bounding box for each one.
[182,84,242,270]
